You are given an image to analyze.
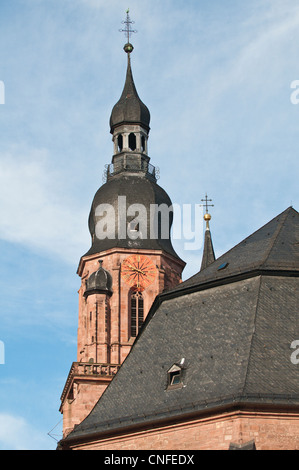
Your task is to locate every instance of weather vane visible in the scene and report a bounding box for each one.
[200,194,214,214]
[119,9,137,47]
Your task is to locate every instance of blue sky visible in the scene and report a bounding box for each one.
[0,0,298,449]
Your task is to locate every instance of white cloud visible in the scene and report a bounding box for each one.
[0,413,51,450]
[0,0,298,272]
[0,146,89,264]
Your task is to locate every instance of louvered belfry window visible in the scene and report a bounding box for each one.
[130,291,144,337]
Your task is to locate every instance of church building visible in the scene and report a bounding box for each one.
[58,13,299,450]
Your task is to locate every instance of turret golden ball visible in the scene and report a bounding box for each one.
[124,43,134,54]
[204,213,211,221]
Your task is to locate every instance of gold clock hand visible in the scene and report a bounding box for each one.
[125,265,146,275]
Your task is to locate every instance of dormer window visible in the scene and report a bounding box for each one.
[167,364,184,390]
[217,262,229,271]
[170,370,181,385]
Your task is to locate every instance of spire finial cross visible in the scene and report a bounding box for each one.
[200,194,214,214]
[119,9,137,45]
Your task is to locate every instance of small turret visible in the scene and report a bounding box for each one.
[84,260,113,297]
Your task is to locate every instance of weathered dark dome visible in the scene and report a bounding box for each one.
[84,174,180,260]
[84,260,113,297]
[109,59,150,134]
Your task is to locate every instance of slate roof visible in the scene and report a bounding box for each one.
[200,227,216,271]
[61,207,299,445]
[109,57,150,133]
[172,206,298,294]
[84,173,183,261]
[84,260,113,297]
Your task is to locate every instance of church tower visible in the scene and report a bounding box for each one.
[59,12,185,437]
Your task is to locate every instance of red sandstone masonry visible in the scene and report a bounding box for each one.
[60,248,185,437]
[62,379,110,437]
[77,249,184,365]
[68,410,299,450]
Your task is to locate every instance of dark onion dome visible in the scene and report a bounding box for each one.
[84,260,113,297]
[84,174,181,261]
[109,58,150,134]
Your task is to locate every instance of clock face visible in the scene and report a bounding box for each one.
[121,255,157,291]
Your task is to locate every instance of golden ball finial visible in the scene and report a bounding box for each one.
[204,213,212,221]
[124,43,134,54]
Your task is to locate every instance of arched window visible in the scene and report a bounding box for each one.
[130,291,144,337]
[128,133,136,151]
[117,134,123,152]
